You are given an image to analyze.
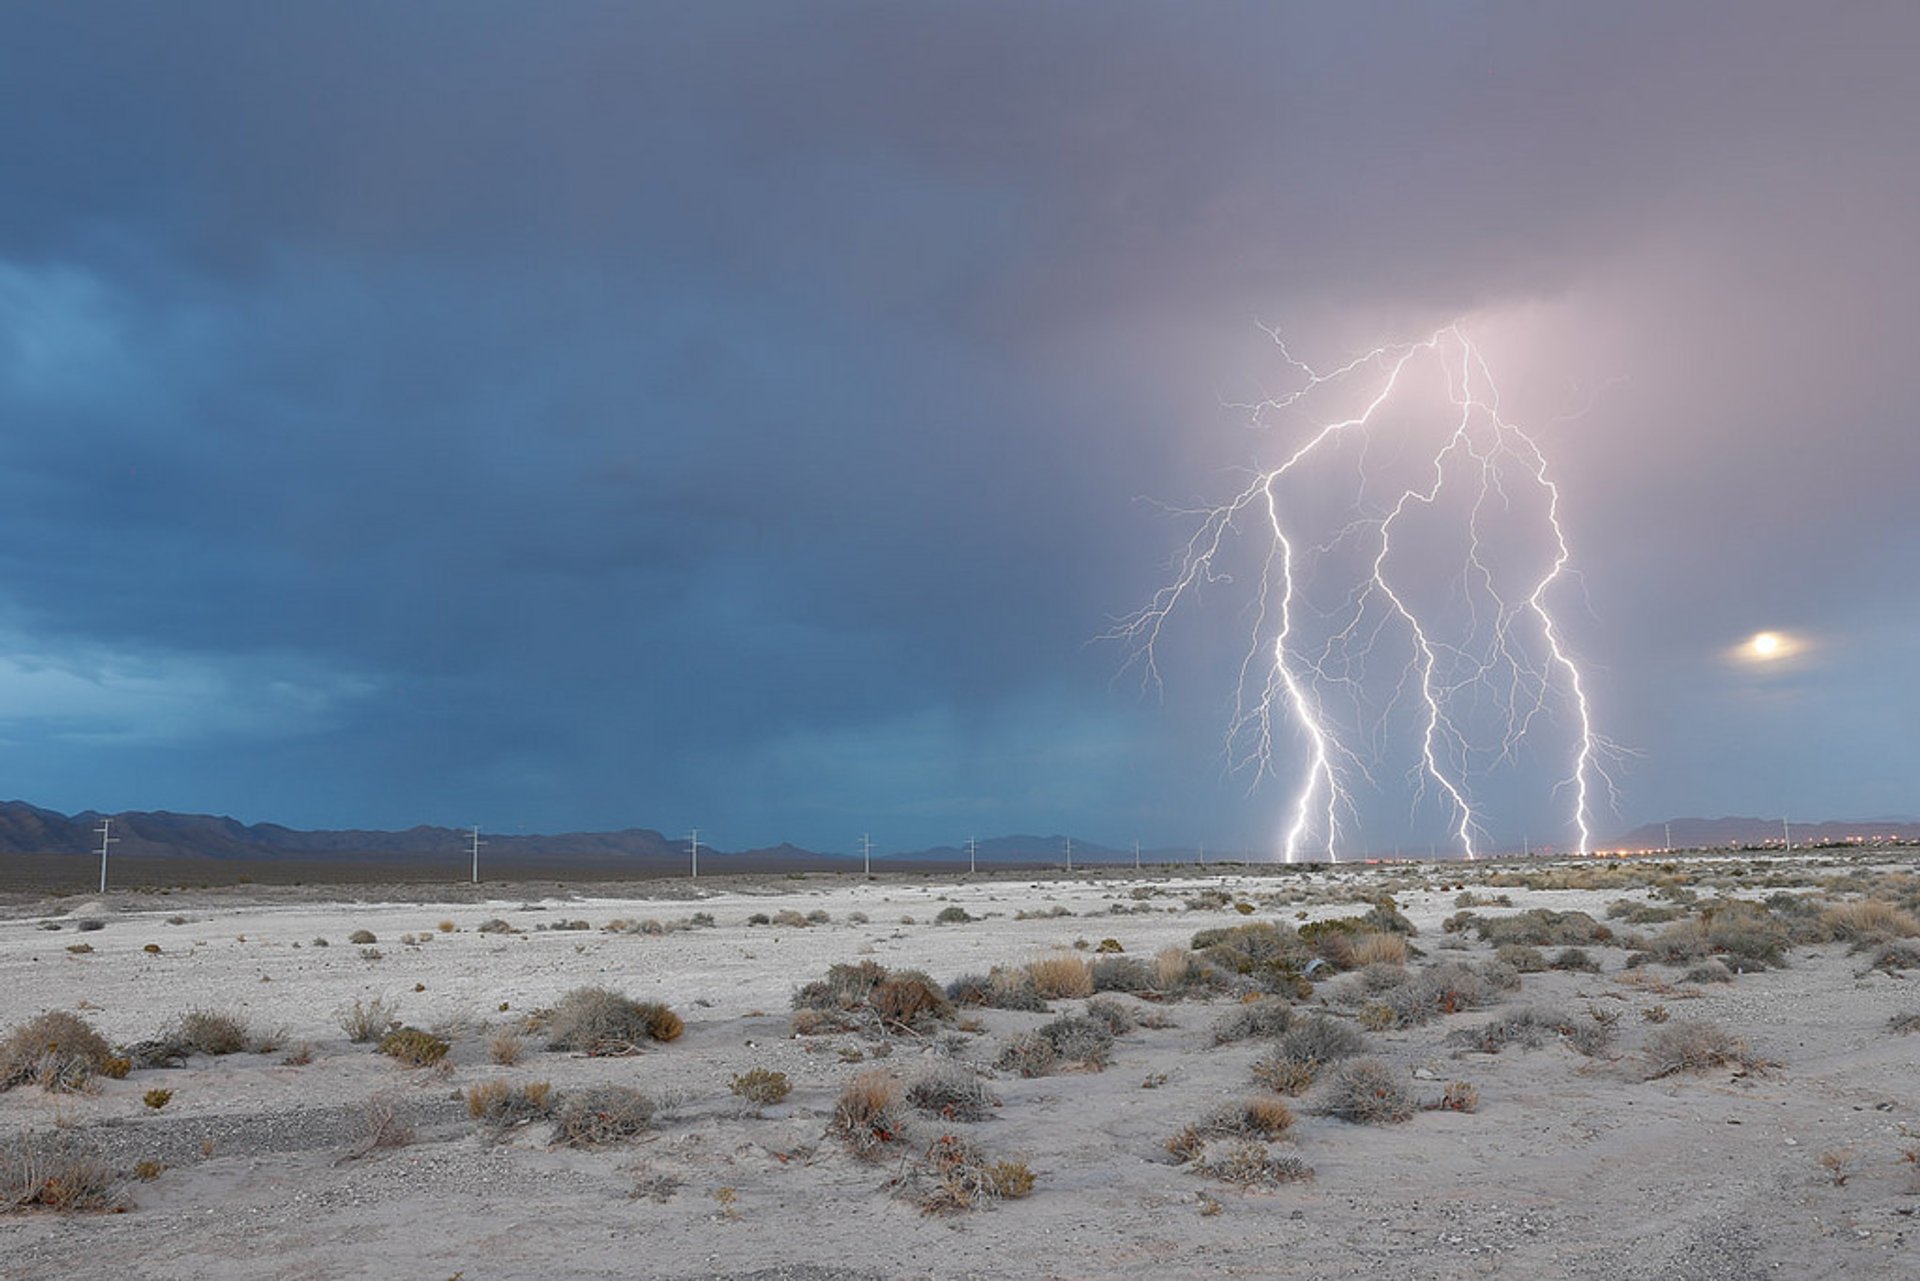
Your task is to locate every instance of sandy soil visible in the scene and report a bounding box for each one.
[1,859,1917,1280]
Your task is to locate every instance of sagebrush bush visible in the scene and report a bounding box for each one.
[0,1012,115,1094]
[1550,947,1600,973]
[829,1071,904,1159]
[348,929,377,945]
[1210,997,1294,1045]
[1082,996,1137,1036]
[1089,956,1155,993]
[1496,944,1548,973]
[900,1134,1033,1213]
[906,1063,999,1121]
[1195,1096,1295,1141]
[171,1010,252,1057]
[487,1029,525,1065]
[1315,1058,1414,1124]
[1276,1015,1364,1065]
[935,906,975,925]
[870,972,954,1031]
[1193,1141,1314,1187]
[552,1085,654,1147]
[995,1032,1060,1078]
[0,1133,121,1212]
[376,1027,450,1067]
[546,987,683,1054]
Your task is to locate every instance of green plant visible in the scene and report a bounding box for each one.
[143,1087,173,1110]
[729,1067,793,1108]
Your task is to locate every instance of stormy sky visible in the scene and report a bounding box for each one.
[0,3,1914,855]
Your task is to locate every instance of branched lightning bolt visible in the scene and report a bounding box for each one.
[1111,324,1619,861]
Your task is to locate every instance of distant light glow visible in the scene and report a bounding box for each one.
[1733,629,1807,666]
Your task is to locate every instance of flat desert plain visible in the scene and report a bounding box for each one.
[2,855,1918,1280]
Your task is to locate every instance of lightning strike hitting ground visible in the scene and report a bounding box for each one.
[1114,325,1619,862]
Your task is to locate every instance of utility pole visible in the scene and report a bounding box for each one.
[1523,832,1531,858]
[1198,843,1205,868]
[861,833,873,877]
[1665,822,1672,853]
[1782,817,1791,852]
[469,825,485,884]
[95,817,117,894]
[967,836,977,875]
[1064,836,1072,872]
[688,828,700,879]
[1133,840,1141,871]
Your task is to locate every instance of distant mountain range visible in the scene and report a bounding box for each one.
[1,802,1914,876]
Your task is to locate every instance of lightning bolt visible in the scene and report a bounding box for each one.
[1112,324,1619,861]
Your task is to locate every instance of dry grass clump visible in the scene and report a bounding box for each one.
[1179,1096,1295,1143]
[870,972,954,1032]
[0,1012,116,1094]
[1348,932,1409,967]
[338,995,401,1044]
[376,1027,450,1067]
[344,1093,416,1158]
[906,1063,999,1122]
[1821,899,1920,947]
[1643,1019,1763,1079]
[1192,1142,1314,1188]
[1864,941,1920,974]
[1314,1058,1414,1124]
[895,1134,1034,1213]
[729,1068,793,1109]
[487,1028,525,1065]
[1429,1080,1479,1113]
[0,1133,122,1212]
[466,1080,553,1132]
[552,1085,654,1147]
[829,1071,906,1159]
[168,1010,253,1057]
[1025,954,1094,999]
[546,987,684,1054]
[1210,997,1294,1045]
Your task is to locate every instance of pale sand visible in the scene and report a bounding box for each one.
[1,858,1917,1279]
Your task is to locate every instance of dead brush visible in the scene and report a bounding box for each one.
[545,987,684,1055]
[1349,932,1409,967]
[551,1085,655,1147]
[1192,1141,1314,1188]
[466,1080,553,1132]
[1428,1080,1479,1113]
[338,1093,415,1162]
[729,1067,793,1110]
[0,1132,122,1212]
[829,1070,905,1159]
[894,1134,1034,1213]
[337,995,401,1044]
[905,1063,998,1122]
[1314,1058,1414,1124]
[1821,900,1920,947]
[1643,1019,1768,1079]
[0,1012,115,1094]
[487,1028,526,1065]
[1196,1096,1296,1142]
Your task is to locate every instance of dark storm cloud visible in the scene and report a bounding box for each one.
[0,2,1913,848]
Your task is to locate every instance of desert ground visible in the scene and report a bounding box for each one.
[2,854,1918,1280]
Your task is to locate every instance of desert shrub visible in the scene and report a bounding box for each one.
[935,906,975,925]
[1887,1012,1920,1035]
[1684,959,1734,984]
[1361,961,1506,1028]
[338,995,401,1044]
[1821,900,1920,947]
[1025,955,1094,999]
[1082,997,1137,1036]
[349,929,377,945]
[75,918,105,932]
[1643,1019,1759,1078]
[794,960,889,1012]
[905,1063,998,1122]
[945,973,995,1007]
[746,912,771,926]
[0,1133,121,1212]
[1210,998,1294,1045]
[1643,901,1790,969]
[829,1071,905,1159]
[1190,922,1312,978]
[1607,899,1682,925]
[171,1010,251,1057]
[1193,1142,1315,1187]
[1277,1015,1365,1065]
[995,1032,1059,1078]
[476,918,514,934]
[1430,1080,1479,1112]
[791,1008,858,1036]
[1315,1058,1414,1124]
[487,1029,525,1065]
[64,943,93,955]
[729,1068,792,1108]
[1036,1015,1114,1067]
[552,1085,654,1147]
[0,1012,115,1093]
[546,987,683,1054]
[1867,942,1920,974]
[1550,947,1600,973]
[870,972,954,1032]
[466,1080,553,1131]
[1496,944,1547,973]
[1250,1055,1318,1095]
[771,909,809,929]
[377,1027,449,1067]
[1463,909,1613,948]
[1089,956,1155,993]
[1199,1096,1295,1141]
[898,1134,1032,1213]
